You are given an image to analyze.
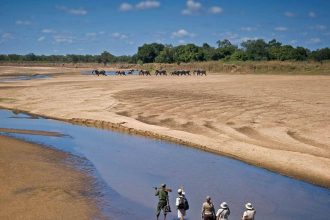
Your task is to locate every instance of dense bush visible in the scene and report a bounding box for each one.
[0,39,329,64]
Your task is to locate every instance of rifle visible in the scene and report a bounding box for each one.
[154,187,172,192]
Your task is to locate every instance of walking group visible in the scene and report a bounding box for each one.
[155,183,256,220]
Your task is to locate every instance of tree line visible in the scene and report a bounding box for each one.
[1,38,329,64]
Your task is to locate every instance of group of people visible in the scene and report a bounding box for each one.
[155,183,256,220]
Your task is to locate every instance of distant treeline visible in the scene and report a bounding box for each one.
[1,39,330,65]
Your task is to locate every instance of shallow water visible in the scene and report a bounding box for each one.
[0,74,49,82]
[0,109,329,220]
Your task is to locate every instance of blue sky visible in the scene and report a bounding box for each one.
[0,0,329,55]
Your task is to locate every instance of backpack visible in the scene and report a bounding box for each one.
[178,197,185,209]
[184,197,189,210]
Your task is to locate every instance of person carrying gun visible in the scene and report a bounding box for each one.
[155,183,172,220]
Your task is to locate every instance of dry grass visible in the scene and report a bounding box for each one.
[1,60,330,75]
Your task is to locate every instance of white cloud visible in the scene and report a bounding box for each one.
[290,40,298,44]
[119,1,160,11]
[2,32,13,39]
[315,25,327,31]
[274,27,288,32]
[86,32,97,37]
[136,1,160,10]
[37,36,45,42]
[112,32,128,39]
[241,27,257,32]
[182,0,202,15]
[284,11,295,17]
[171,29,194,38]
[209,6,223,14]
[53,35,74,43]
[119,3,134,11]
[16,20,32,25]
[57,6,87,15]
[178,39,186,44]
[308,38,321,44]
[0,32,13,44]
[309,11,316,18]
[42,29,55,34]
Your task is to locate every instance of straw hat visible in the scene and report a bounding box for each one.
[220,202,228,209]
[245,202,253,210]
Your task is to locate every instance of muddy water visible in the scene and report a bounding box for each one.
[0,109,329,220]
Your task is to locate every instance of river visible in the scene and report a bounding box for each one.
[0,109,329,220]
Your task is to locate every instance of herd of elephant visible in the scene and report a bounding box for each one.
[91,69,206,76]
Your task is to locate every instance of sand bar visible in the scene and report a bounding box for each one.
[0,66,329,188]
[0,134,103,219]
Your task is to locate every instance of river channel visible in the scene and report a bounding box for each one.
[0,109,329,220]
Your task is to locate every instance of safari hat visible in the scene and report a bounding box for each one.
[245,202,253,210]
[220,202,228,209]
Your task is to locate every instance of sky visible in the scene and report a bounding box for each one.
[0,0,330,55]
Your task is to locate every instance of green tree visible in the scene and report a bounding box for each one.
[241,39,269,60]
[137,43,165,63]
[230,50,248,61]
[155,46,174,63]
[173,44,205,62]
[99,51,115,66]
[216,39,237,58]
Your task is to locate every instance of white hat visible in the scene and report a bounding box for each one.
[245,202,253,210]
[182,191,185,195]
[178,189,182,194]
[220,202,228,209]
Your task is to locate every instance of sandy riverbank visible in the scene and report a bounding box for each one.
[0,66,329,188]
[0,134,103,219]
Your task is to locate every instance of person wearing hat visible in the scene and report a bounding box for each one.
[155,183,170,220]
[216,202,230,220]
[201,196,216,220]
[176,188,188,220]
[242,202,256,220]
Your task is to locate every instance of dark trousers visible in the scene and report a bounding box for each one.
[203,214,215,220]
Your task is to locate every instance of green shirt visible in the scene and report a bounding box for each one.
[155,188,168,201]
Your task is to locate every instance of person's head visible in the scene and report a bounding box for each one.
[161,183,166,188]
[245,202,254,210]
[220,202,228,209]
[178,188,183,195]
[206,196,211,202]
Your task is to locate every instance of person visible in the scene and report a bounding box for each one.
[216,202,230,220]
[201,196,216,220]
[155,183,170,220]
[242,202,256,220]
[176,189,188,220]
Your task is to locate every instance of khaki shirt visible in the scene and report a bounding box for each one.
[242,209,256,220]
[202,201,215,215]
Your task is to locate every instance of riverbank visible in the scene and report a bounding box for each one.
[0,134,102,219]
[0,66,329,188]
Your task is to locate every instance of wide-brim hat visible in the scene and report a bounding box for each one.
[220,202,228,209]
[245,202,253,210]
